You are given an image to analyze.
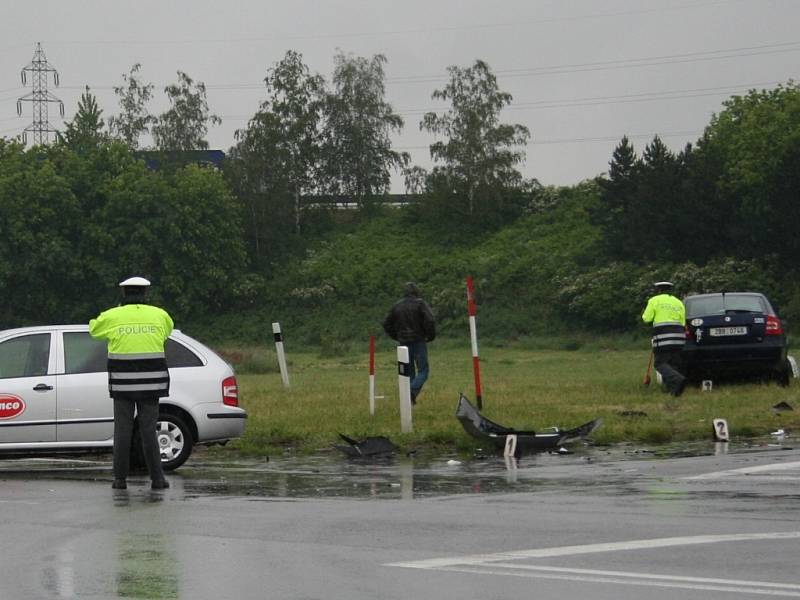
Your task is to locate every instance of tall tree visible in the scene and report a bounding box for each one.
[636,135,682,259]
[232,50,326,243]
[60,87,107,152]
[152,71,221,152]
[766,134,800,269]
[697,83,800,260]
[0,139,249,326]
[420,59,530,218]
[593,136,641,259]
[0,143,85,325]
[108,64,156,150]
[322,51,409,208]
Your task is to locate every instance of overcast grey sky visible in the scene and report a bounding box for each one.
[1,0,798,191]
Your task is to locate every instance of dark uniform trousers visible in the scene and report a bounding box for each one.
[652,323,687,395]
[108,352,170,482]
[113,395,165,482]
[654,348,686,395]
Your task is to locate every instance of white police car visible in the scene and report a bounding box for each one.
[0,325,247,470]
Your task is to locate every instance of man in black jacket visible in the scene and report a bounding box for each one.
[383,282,436,405]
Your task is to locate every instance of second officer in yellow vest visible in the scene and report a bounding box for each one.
[642,281,688,397]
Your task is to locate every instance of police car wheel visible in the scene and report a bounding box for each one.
[157,413,194,471]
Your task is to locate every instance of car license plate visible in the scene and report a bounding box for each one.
[709,326,747,337]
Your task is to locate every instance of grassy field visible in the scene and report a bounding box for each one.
[214,341,799,457]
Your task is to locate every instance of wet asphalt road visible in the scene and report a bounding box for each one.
[1,442,800,599]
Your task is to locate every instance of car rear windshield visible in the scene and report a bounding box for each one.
[685,294,768,317]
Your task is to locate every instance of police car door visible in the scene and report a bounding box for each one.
[56,330,114,442]
[0,331,57,443]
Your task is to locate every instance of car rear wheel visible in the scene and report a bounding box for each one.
[156,413,194,471]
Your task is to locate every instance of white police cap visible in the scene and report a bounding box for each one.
[119,276,151,287]
[654,281,673,287]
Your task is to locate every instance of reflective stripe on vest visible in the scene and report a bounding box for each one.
[651,324,686,349]
[108,351,166,360]
[109,371,169,380]
[110,382,169,392]
[107,354,170,397]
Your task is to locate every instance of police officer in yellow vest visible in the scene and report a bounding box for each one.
[642,281,688,397]
[90,277,174,490]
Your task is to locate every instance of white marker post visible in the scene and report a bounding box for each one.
[369,336,378,415]
[397,345,413,433]
[272,322,290,388]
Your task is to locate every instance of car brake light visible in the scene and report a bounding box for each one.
[222,376,239,407]
[766,315,784,336]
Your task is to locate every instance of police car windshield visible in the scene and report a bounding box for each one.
[685,294,766,317]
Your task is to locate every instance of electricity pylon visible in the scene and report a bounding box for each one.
[17,42,64,145]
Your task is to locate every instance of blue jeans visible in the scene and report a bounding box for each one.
[407,340,429,399]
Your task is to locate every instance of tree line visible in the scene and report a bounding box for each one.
[594,84,800,273]
[2,49,799,338]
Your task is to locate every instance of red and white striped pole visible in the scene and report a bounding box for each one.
[466,276,483,410]
[369,335,376,416]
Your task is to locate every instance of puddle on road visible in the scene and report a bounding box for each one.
[0,451,579,499]
[0,437,792,500]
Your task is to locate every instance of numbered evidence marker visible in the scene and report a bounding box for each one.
[503,434,518,458]
[712,418,730,442]
[702,379,713,391]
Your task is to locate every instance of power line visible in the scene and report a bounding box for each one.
[44,40,799,95]
[2,77,775,138]
[387,41,800,83]
[163,80,783,121]
[397,81,784,115]
[395,130,704,150]
[529,130,703,145]
[8,0,747,49]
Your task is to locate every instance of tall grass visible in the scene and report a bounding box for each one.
[213,343,799,456]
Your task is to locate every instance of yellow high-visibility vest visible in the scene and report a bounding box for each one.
[642,294,685,327]
[89,303,173,354]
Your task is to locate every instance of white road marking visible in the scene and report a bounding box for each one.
[388,531,800,567]
[683,460,800,480]
[426,564,800,597]
[386,532,800,597]
[497,563,800,591]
